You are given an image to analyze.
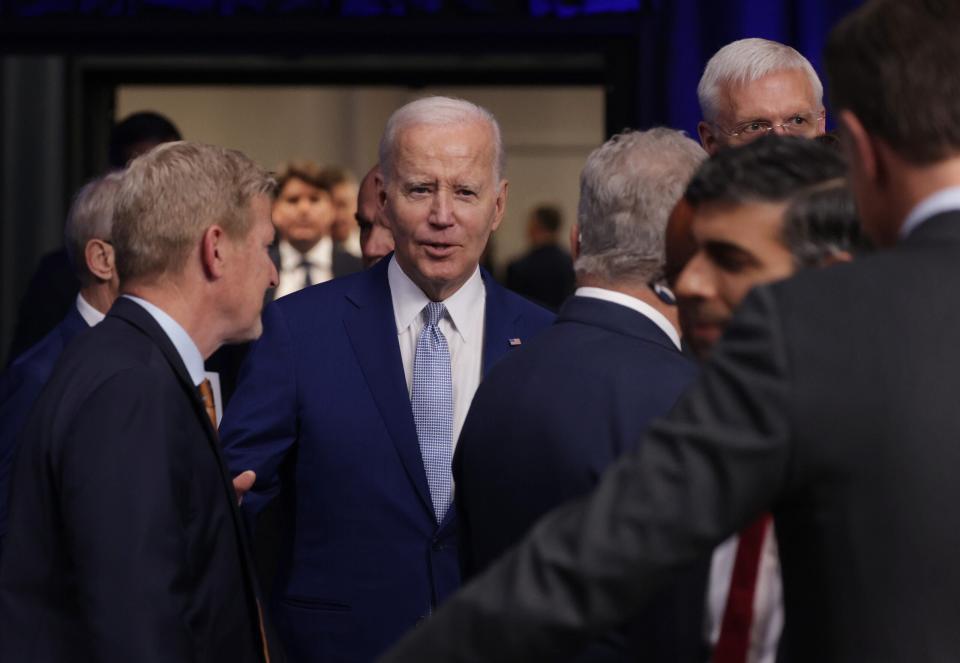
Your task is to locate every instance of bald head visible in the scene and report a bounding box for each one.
[356,165,395,268]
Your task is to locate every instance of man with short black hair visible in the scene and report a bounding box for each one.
[506,204,575,310]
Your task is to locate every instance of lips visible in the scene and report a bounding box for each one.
[421,242,458,258]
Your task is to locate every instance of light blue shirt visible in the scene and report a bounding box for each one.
[899,186,960,239]
[122,295,206,387]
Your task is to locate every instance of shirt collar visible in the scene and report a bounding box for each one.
[899,186,960,239]
[574,286,681,350]
[75,292,106,327]
[278,237,332,270]
[388,255,484,344]
[122,294,207,386]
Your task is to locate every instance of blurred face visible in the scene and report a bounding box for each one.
[357,170,395,268]
[380,120,506,300]
[675,200,795,359]
[331,180,359,243]
[224,194,278,343]
[272,177,334,252]
[699,69,825,155]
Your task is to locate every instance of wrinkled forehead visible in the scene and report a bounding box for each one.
[393,120,498,183]
[721,69,820,122]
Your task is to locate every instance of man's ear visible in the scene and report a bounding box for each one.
[490,180,509,233]
[569,223,580,261]
[201,225,228,280]
[838,110,883,187]
[84,238,116,282]
[697,121,720,156]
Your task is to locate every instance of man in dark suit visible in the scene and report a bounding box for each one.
[0,172,123,558]
[455,128,706,662]
[379,1,960,661]
[505,204,575,310]
[0,142,282,663]
[221,96,554,662]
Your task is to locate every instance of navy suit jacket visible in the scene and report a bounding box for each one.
[220,256,554,662]
[0,298,276,663]
[455,294,706,662]
[0,304,88,557]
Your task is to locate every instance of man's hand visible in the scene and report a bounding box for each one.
[232,470,256,505]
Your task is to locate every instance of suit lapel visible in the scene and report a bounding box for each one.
[481,271,525,376]
[107,298,267,648]
[343,261,435,517]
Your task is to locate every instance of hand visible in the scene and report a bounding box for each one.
[232,470,256,505]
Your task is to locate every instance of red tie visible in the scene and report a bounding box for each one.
[712,514,772,663]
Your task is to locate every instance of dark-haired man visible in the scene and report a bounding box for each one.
[505,204,575,310]
[380,1,960,660]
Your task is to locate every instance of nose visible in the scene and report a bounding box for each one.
[429,189,454,227]
[674,251,714,301]
[268,256,279,288]
[771,123,790,136]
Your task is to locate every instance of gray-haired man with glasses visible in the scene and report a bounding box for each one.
[696,37,826,156]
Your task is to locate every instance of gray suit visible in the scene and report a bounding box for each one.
[380,211,960,662]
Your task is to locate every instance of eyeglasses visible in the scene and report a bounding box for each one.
[714,110,825,142]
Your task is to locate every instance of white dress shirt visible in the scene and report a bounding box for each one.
[75,292,105,327]
[123,295,206,387]
[388,256,485,450]
[574,287,681,350]
[899,185,960,239]
[275,237,334,299]
[705,528,784,663]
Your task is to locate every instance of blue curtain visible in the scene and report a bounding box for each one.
[660,0,864,136]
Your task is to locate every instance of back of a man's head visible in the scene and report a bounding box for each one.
[686,135,846,214]
[64,172,124,285]
[378,96,504,185]
[697,38,823,125]
[112,141,275,286]
[825,0,960,164]
[575,128,706,286]
[108,111,182,169]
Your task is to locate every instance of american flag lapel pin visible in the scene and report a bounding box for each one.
[508,337,522,347]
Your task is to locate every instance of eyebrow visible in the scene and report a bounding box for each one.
[702,239,761,266]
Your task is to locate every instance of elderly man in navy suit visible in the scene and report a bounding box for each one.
[0,142,282,662]
[221,96,554,662]
[0,172,122,558]
[455,128,707,662]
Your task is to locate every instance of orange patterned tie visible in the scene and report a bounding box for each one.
[197,378,271,663]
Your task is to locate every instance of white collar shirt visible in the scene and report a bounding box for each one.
[123,295,206,387]
[899,186,960,239]
[574,287,681,350]
[276,237,334,299]
[75,292,105,327]
[388,256,486,450]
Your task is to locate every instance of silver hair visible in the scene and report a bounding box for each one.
[697,38,824,123]
[112,141,275,284]
[64,171,124,285]
[575,128,706,284]
[378,96,505,185]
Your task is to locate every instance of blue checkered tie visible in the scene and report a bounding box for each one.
[411,301,454,523]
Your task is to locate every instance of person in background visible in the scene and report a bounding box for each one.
[355,164,396,268]
[271,160,362,301]
[6,111,182,364]
[0,172,123,559]
[327,166,363,258]
[696,38,825,156]
[505,204,575,310]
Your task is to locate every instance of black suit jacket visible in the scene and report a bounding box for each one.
[455,294,705,662]
[381,211,960,662]
[505,244,575,311]
[0,297,279,663]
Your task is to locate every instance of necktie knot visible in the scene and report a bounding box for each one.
[423,301,446,328]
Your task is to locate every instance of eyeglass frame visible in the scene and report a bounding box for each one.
[711,109,826,141]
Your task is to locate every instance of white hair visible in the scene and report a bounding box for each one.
[697,38,824,123]
[64,171,124,285]
[378,96,505,184]
[575,128,707,285]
